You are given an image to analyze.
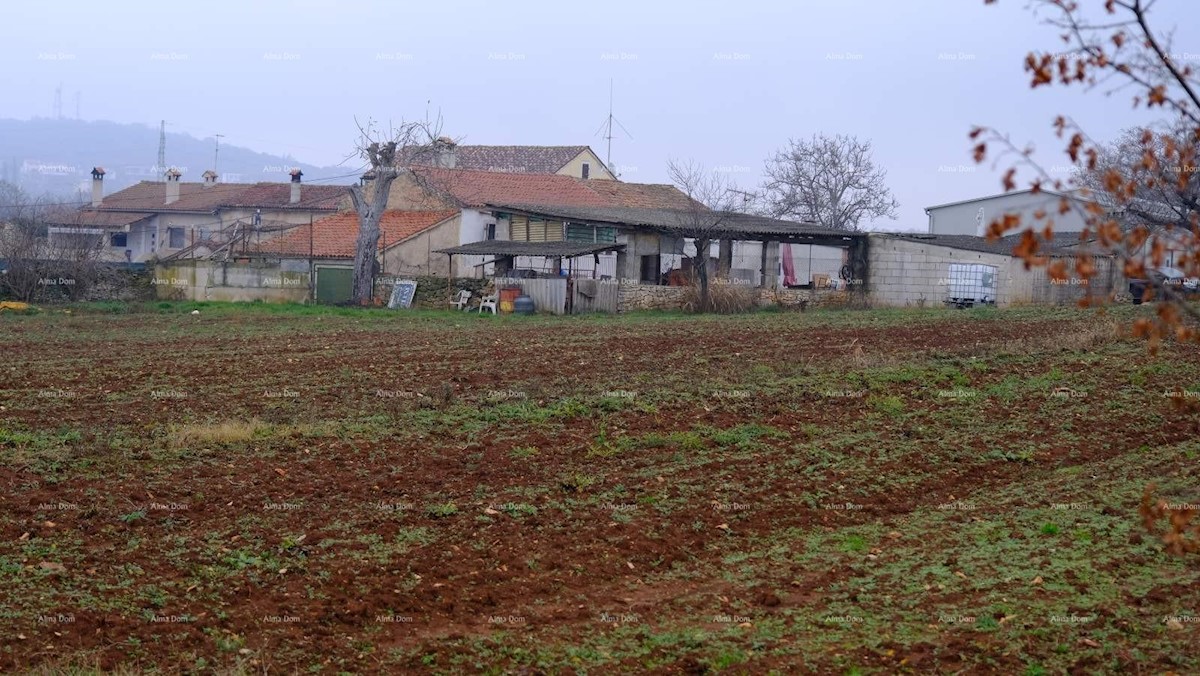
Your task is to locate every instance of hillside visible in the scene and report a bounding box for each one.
[0,118,353,198]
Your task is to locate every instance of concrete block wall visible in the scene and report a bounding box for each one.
[867,236,1015,307]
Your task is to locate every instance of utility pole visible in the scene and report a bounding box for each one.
[53,84,63,119]
[157,120,167,180]
[214,133,225,175]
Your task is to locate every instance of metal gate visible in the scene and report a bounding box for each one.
[315,266,353,304]
[571,279,619,313]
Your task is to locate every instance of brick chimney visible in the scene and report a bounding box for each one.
[90,167,105,207]
[202,170,218,188]
[289,168,303,204]
[433,137,457,169]
[165,168,182,205]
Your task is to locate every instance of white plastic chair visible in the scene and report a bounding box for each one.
[477,293,498,315]
[449,289,472,311]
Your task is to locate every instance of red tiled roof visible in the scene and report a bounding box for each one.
[410,167,698,213]
[46,210,154,229]
[253,210,457,259]
[583,180,705,211]
[92,181,350,213]
[399,145,594,174]
[413,168,611,209]
[224,183,349,210]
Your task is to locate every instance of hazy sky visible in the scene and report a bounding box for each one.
[2,0,1195,230]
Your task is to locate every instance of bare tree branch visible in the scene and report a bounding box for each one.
[761,134,899,231]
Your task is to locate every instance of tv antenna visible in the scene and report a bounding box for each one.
[594,80,632,177]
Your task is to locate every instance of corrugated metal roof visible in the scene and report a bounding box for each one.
[435,240,624,257]
[880,231,1105,256]
[489,203,862,239]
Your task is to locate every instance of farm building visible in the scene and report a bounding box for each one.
[867,232,1126,307]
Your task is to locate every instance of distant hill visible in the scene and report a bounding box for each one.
[0,118,353,199]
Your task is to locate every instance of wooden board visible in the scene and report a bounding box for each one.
[387,279,418,309]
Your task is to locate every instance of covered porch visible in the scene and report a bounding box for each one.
[434,240,626,314]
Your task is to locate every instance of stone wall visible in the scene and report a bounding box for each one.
[758,287,852,309]
[374,275,490,309]
[617,282,851,312]
[618,283,689,311]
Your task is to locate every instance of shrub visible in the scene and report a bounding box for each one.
[680,278,759,314]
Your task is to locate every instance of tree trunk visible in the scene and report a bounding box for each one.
[718,239,732,277]
[349,169,399,305]
[695,236,711,313]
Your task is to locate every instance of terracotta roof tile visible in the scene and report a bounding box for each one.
[46,210,155,228]
[92,181,349,213]
[253,210,456,259]
[414,168,612,209]
[411,168,697,212]
[400,145,591,174]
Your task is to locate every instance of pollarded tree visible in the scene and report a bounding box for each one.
[762,134,899,231]
[347,119,443,305]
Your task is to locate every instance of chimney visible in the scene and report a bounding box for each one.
[202,170,218,188]
[434,136,457,169]
[90,167,105,207]
[164,168,182,205]
[289,168,303,204]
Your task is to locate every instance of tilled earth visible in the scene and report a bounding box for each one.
[1,305,1198,674]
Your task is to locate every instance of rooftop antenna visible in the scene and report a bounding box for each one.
[594,79,632,177]
[214,133,225,175]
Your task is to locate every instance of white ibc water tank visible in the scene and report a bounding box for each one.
[947,263,998,307]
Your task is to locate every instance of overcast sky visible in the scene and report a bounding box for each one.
[2,0,1194,230]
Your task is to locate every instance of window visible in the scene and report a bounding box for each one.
[485,223,496,240]
[582,162,590,179]
[167,227,184,248]
[567,223,616,244]
[110,232,128,248]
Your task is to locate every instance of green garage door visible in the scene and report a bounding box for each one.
[315,266,353,304]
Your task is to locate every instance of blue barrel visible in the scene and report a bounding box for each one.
[513,294,535,315]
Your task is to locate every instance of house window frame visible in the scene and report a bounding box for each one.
[167,226,185,249]
[110,232,128,248]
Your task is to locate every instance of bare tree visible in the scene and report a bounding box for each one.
[762,134,899,231]
[0,183,105,302]
[665,159,742,312]
[346,119,443,305]
[1079,125,1199,231]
